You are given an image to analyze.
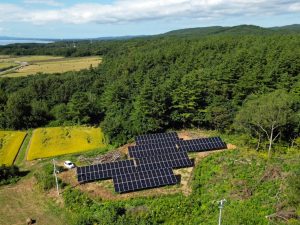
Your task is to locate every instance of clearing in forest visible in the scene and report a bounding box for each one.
[0,131,27,166]
[0,55,101,77]
[27,127,107,160]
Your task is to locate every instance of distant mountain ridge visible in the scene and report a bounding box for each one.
[1,24,299,42]
[0,35,143,42]
[162,24,300,37]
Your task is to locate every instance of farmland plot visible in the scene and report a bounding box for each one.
[0,131,27,166]
[1,56,101,77]
[27,127,107,160]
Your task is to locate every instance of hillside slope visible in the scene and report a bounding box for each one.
[60,145,300,224]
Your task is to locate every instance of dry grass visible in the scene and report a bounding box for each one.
[0,55,101,77]
[0,131,27,166]
[0,177,72,225]
[27,126,107,160]
[0,55,63,63]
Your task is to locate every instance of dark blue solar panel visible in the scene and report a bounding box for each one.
[129,146,178,158]
[77,159,136,183]
[135,132,179,145]
[112,168,178,193]
[177,137,227,152]
[135,152,193,170]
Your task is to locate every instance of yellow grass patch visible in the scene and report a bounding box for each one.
[27,127,107,160]
[0,55,63,63]
[1,56,101,77]
[0,62,18,70]
[0,131,27,166]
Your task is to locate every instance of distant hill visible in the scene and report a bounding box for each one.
[0,36,57,41]
[270,24,300,32]
[161,24,300,37]
[1,24,299,43]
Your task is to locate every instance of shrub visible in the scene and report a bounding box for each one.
[0,164,21,185]
[34,163,64,191]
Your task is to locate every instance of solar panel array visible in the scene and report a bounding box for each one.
[178,137,226,152]
[76,132,227,193]
[135,152,193,171]
[77,160,135,183]
[128,142,178,158]
[113,168,177,193]
[135,132,179,145]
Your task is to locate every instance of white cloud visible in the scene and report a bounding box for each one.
[0,0,299,25]
[23,0,63,7]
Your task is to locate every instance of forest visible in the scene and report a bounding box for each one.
[0,28,299,225]
[0,33,299,149]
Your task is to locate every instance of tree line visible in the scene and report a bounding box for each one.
[0,34,299,152]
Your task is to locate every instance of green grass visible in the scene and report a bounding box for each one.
[15,130,33,166]
[0,62,18,71]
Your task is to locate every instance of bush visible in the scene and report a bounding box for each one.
[0,164,21,185]
[34,163,64,191]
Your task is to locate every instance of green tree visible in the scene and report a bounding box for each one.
[235,90,294,157]
[5,92,32,129]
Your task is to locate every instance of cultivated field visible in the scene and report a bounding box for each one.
[27,127,107,160]
[0,131,27,166]
[0,55,101,77]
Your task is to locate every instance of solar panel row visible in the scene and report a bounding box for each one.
[113,168,177,193]
[77,160,135,183]
[135,132,179,145]
[136,152,193,170]
[178,137,226,152]
[129,146,178,158]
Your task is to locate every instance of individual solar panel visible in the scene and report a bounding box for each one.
[177,137,227,152]
[131,141,177,151]
[135,132,179,145]
[135,152,193,171]
[129,145,178,158]
[77,159,136,183]
[113,168,178,193]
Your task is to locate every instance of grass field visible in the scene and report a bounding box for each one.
[0,55,64,63]
[0,62,18,71]
[0,131,27,166]
[0,178,74,225]
[0,55,101,77]
[27,127,107,160]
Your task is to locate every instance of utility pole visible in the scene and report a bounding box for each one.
[52,159,59,196]
[218,199,226,225]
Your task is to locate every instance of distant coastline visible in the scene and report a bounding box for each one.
[0,40,54,45]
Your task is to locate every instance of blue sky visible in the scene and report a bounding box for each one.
[0,0,299,38]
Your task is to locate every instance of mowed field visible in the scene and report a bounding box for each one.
[0,55,101,77]
[0,178,73,225]
[0,131,27,166]
[27,127,107,160]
